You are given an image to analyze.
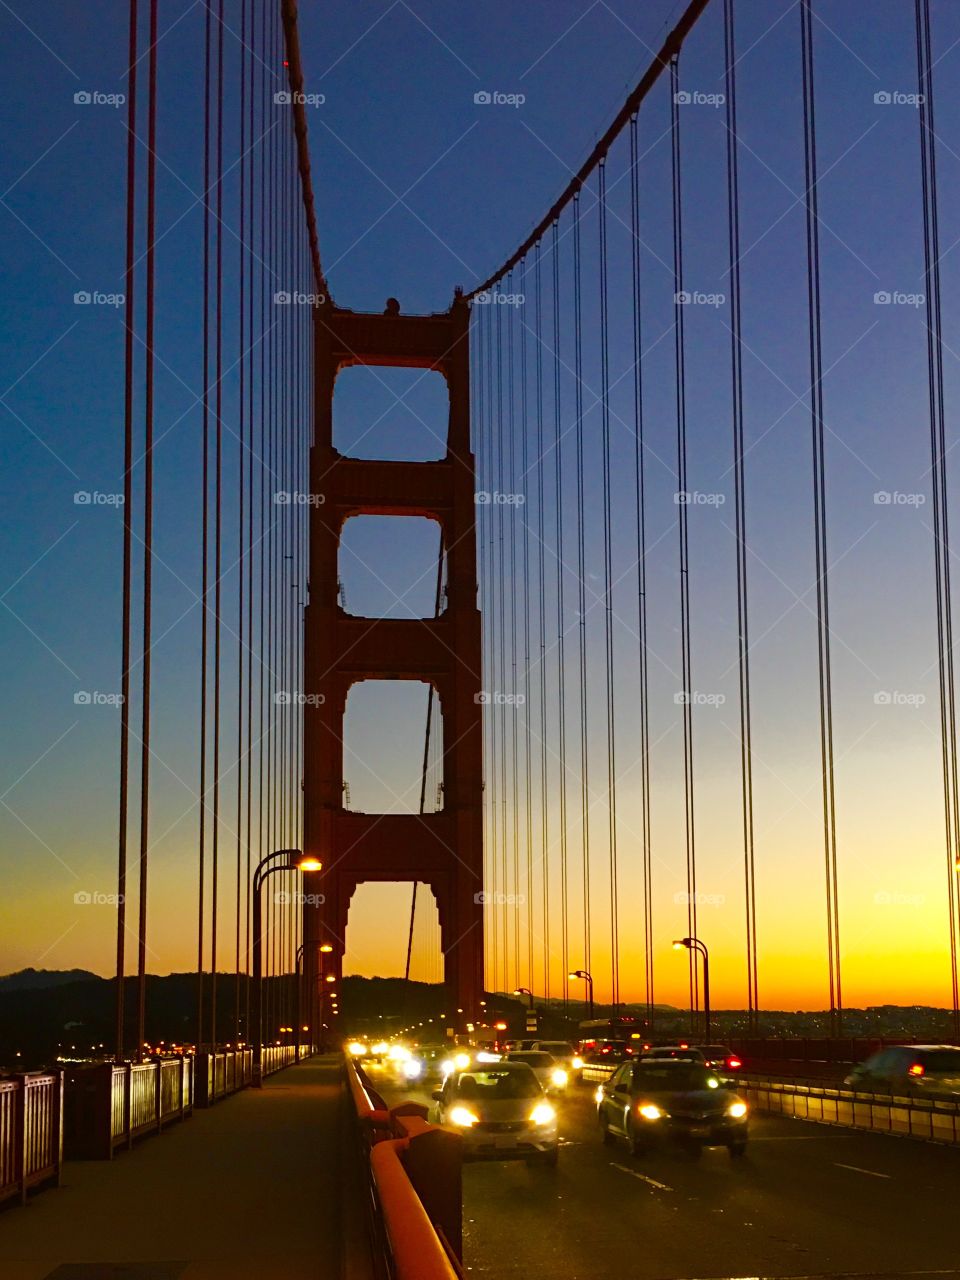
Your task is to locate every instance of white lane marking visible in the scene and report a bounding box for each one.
[833,1161,891,1179]
[611,1162,673,1191]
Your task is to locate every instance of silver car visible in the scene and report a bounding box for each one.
[433,1061,559,1166]
[503,1049,570,1093]
[844,1045,960,1096]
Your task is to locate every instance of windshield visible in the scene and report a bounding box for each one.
[509,1053,553,1067]
[453,1069,541,1099]
[539,1043,574,1055]
[634,1065,720,1093]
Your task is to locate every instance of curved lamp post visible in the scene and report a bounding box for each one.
[568,969,594,1019]
[512,986,535,1010]
[253,848,322,1086]
[673,936,710,1044]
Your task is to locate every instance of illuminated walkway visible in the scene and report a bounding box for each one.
[0,1058,345,1280]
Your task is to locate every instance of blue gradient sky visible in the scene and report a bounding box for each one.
[2,1,960,1009]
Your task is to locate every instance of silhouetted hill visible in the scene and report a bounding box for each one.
[0,967,99,992]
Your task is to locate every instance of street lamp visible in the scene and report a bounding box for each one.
[513,987,535,1010]
[568,969,594,1019]
[673,936,710,1044]
[253,848,322,1087]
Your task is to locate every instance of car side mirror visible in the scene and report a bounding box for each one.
[431,1089,444,1102]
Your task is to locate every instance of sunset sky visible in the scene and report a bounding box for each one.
[2,0,960,1013]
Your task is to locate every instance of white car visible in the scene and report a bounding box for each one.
[503,1049,570,1093]
[434,1062,559,1166]
[530,1040,584,1076]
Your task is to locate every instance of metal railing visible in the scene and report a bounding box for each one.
[66,1055,194,1159]
[0,1072,64,1207]
[345,1057,462,1280]
[195,1048,253,1106]
[739,1075,960,1145]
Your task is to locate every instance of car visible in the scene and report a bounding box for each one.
[700,1044,743,1073]
[503,1049,570,1093]
[401,1044,452,1082]
[596,1059,749,1158]
[844,1045,960,1096]
[530,1040,585,1075]
[433,1062,559,1166]
[641,1045,706,1064]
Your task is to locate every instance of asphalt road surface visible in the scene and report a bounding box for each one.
[367,1061,960,1280]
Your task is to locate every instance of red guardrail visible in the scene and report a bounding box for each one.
[0,1072,64,1207]
[345,1057,462,1280]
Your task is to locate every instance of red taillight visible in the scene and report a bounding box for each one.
[726,1056,742,1070]
[908,1063,925,1077]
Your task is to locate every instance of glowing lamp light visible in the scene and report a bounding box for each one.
[727,1101,748,1118]
[494,1021,507,1031]
[639,1103,663,1120]
[296,855,323,872]
[529,1102,556,1126]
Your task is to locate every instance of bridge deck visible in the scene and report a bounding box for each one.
[0,1057,344,1280]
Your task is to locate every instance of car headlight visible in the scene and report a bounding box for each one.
[727,1101,748,1118]
[706,1076,720,1089]
[371,1042,388,1055]
[348,1042,367,1057]
[454,1052,471,1070]
[550,1068,568,1088]
[448,1105,479,1128]
[530,1102,556,1126]
[638,1103,664,1120]
[594,1085,604,1104]
[441,1059,454,1076]
[572,1056,584,1070]
[403,1059,423,1079]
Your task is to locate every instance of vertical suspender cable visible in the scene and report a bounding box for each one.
[236,0,246,1044]
[115,0,139,1062]
[629,114,655,1025]
[671,57,699,1031]
[244,0,256,1041]
[552,220,570,1005]
[598,159,620,1012]
[484,302,499,992]
[519,257,534,989]
[507,270,520,989]
[197,0,212,1051]
[572,191,592,985]
[534,241,550,1000]
[135,0,159,1063]
[800,0,842,1032]
[724,0,759,1025]
[210,0,225,1050]
[916,0,960,1035]
[496,300,509,990]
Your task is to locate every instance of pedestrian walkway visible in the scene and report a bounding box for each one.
[0,1057,345,1280]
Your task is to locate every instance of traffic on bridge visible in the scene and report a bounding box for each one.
[2,0,960,1276]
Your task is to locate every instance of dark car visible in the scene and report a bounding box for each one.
[640,1044,706,1064]
[844,1045,960,1096]
[596,1060,749,1157]
[700,1044,744,1073]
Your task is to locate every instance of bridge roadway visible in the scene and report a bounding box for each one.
[0,1058,344,1280]
[369,1062,960,1280]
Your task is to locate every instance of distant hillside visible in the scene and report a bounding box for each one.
[0,968,99,992]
